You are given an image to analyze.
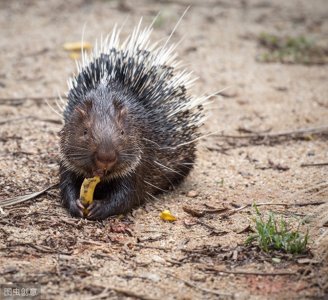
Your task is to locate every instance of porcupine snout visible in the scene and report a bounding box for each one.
[94,144,117,177]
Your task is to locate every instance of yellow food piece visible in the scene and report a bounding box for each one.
[68,51,80,60]
[63,42,92,52]
[80,176,100,216]
[160,210,177,222]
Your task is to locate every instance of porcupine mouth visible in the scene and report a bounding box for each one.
[90,164,124,180]
[92,168,109,178]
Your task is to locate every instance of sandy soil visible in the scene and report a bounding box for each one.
[0,0,327,299]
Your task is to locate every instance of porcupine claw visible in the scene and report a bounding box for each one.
[76,199,85,215]
[87,200,110,220]
[68,198,84,218]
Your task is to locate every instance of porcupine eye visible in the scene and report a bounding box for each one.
[121,129,124,135]
[83,128,88,136]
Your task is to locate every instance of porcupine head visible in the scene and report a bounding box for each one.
[60,82,143,180]
[59,21,206,220]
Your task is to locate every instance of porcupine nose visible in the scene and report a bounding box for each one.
[95,149,117,175]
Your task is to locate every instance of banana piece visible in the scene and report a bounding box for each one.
[63,42,92,51]
[160,210,177,222]
[79,176,100,216]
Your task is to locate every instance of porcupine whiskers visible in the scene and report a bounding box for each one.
[65,144,90,151]
[138,157,176,191]
[46,99,63,119]
[153,160,184,177]
[143,180,168,193]
[45,90,67,121]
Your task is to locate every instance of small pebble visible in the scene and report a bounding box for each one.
[152,255,166,263]
[191,273,206,282]
[187,190,199,198]
[145,273,161,282]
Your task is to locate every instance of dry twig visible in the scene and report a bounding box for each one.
[0,184,58,208]
[224,201,326,217]
[183,205,228,217]
[0,95,66,104]
[301,162,328,167]
[86,286,155,300]
[216,125,328,139]
[196,220,228,235]
[201,266,297,276]
[164,272,232,297]
[0,116,62,125]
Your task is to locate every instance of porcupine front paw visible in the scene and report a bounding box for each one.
[67,199,85,218]
[86,200,112,220]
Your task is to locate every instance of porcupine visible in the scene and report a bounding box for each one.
[59,21,206,220]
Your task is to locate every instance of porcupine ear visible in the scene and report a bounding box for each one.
[75,100,93,118]
[113,99,127,122]
[117,107,127,122]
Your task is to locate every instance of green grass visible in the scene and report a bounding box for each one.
[246,205,309,254]
[257,33,328,65]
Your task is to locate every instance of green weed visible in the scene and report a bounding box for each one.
[246,205,309,254]
[257,33,328,65]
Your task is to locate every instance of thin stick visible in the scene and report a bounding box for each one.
[294,201,327,206]
[201,266,297,276]
[0,183,58,207]
[310,187,328,197]
[0,116,62,125]
[0,96,67,107]
[301,162,328,167]
[164,272,232,297]
[86,286,155,300]
[260,201,326,207]
[7,242,72,255]
[301,182,328,194]
[215,125,328,139]
[135,244,172,251]
[196,220,228,235]
[183,205,228,217]
[0,96,66,102]
[224,201,326,216]
[236,201,325,210]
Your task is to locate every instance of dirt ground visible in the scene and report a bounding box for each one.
[0,0,327,299]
